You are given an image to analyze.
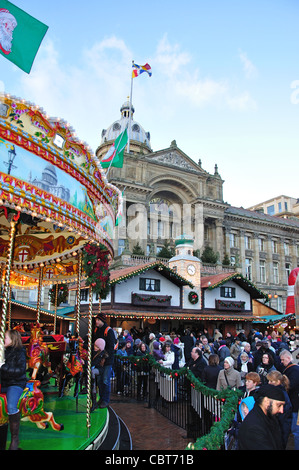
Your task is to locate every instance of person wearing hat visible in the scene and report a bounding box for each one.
[216,356,242,391]
[92,313,116,408]
[90,338,108,411]
[238,384,285,450]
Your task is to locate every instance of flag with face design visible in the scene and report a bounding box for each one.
[0,0,48,73]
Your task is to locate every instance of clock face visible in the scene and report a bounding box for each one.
[187,264,196,275]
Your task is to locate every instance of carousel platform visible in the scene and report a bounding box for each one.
[4,379,131,451]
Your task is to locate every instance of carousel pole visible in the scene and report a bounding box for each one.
[0,220,17,364]
[75,252,82,335]
[36,266,44,324]
[86,284,93,437]
[8,286,12,330]
[53,283,58,334]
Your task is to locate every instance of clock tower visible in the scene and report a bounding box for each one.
[168,235,201,309]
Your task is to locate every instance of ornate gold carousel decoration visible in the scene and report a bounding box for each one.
[0,93,121,435]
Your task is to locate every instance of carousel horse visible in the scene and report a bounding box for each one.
[0,380,63,431]
[27,323,52,381]
[59,335,84,398]
[13,323,25,334]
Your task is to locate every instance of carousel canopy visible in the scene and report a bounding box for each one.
[0,94,121,288]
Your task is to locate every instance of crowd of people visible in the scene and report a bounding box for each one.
[1,316,298,450]
[96,320,299,451]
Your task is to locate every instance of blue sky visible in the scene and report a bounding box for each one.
[0,0,298,208]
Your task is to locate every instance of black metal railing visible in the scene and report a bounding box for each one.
[111,355,239,445]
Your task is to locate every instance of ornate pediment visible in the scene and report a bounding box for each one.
[148,150,201,173]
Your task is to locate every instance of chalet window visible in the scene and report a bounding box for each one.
[80,289,88,301]
[139,278,161,292]
[220,287,236,298]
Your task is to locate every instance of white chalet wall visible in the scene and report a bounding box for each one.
[114,269,181,306]
[204,280,251,310]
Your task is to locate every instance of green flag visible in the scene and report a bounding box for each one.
[101,129,128,169]
[0,0,48,73]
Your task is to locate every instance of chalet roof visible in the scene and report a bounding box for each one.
[201,272,267,300]
[110,262,194,287]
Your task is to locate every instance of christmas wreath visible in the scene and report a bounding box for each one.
[82,243,110,298]
[188,291,199,305]
[48,284,68,306]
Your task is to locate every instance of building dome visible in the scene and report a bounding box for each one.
[169,234,200,262]
[42,164,57,186]
[100,99,152,151]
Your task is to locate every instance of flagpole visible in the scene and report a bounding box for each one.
[128,60,134,154]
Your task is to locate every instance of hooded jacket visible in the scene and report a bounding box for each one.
[152,341,164,361]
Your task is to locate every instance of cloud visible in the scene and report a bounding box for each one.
[19,36,134,150]
[239,49,258,79]
[154,33,191,77]
[152,35,257,110]
[17,34,258,154]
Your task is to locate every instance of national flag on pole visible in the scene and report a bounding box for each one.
[132,62,152,78]
[101,129,128,169]
[0,0,48,73]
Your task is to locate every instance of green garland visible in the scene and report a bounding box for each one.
[120,353,242,450]
[48,283,68,306]
[132,293,172,303]
[82,243,110,298]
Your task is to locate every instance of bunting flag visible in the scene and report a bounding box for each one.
[132,62,152,78]
[101,129,128,169]
[0,0,48,73]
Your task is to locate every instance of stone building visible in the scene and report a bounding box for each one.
[96,100,299,314]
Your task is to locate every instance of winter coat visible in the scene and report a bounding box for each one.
[202,365,222,389]
[152,341,164,361]
[237,360,255,381]
[238,402,284,450]
[187,355,206,380]
[135,348,150,372]
[0,345,27,389]
[216,366,242,390]
[171,344,181,370]
[161,350,175,369]
[282,362,299,412]
[91,349,108,370]
[252,346,276,369]
[217,344,231,367]
[230,343,242,367]
[276,385,292,449]
[181,334,195,362]
[93,322,115,366]
[256,363,276,385]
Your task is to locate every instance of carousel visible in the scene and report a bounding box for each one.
[0,93,121,450]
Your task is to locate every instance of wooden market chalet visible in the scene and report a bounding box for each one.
[75,236,278,337]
